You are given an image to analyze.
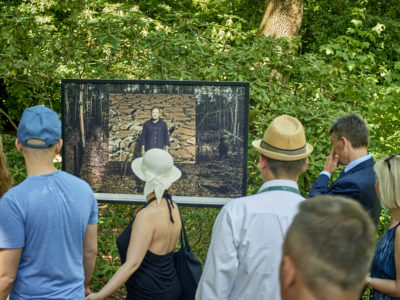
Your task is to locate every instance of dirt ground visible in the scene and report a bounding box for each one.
[76,139,245,199]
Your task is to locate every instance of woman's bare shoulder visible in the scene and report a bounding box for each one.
[137,204,164,219]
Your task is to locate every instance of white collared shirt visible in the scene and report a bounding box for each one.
[196,180,304,300]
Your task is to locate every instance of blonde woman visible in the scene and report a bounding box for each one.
[86,149,182,300]
[0,135,12,197]
[367,154,400,299]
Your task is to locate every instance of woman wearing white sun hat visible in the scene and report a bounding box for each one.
[86,149,182,300]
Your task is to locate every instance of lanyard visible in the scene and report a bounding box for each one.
[258,186,301,195]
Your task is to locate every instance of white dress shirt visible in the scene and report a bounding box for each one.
[195,179,304,300]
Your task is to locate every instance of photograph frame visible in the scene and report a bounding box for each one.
[61,79,249,207]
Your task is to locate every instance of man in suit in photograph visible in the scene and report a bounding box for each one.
[309,113,380,225]
[140,107,170,156]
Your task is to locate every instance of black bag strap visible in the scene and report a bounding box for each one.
[176,204,191,251]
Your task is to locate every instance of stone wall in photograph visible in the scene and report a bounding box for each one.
[109,93,196,163]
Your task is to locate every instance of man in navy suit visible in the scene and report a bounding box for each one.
[309,113,381,225]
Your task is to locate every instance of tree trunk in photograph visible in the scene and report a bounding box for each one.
[79,85,86,148]
[258,0,303,38]
[64,89,70,121]
[233,97,238,138]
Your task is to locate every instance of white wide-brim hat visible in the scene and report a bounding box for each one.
[252,115,313,161]
[132,148,181,203]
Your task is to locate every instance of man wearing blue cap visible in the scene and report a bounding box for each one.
[0,105,98,300]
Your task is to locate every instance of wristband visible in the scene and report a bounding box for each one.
[367,277,373,289]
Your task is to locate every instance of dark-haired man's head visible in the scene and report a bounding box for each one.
[329,114,369,165]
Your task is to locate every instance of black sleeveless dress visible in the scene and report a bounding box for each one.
[116,195,181,300]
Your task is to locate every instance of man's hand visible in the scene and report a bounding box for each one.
[323,150,339,174]
[85,283,91,296]
[85,287,91,297]
[85,292,102,300]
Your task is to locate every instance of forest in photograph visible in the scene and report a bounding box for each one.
[0,0,399,298]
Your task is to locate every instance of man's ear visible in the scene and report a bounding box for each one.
[300,157,309,173]
[55,139,63,153]
[280,255,297,289]
[15,138,23,153]
[341,136,349,147]
[259,153,268,169]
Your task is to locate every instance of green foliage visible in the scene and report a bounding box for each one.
[2,134,25,184]
[2,0,398,178]
[377,208,392,238]
[92,204,138,298]
[1,0,399,294]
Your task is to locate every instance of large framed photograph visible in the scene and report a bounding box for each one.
[61,79,249,206]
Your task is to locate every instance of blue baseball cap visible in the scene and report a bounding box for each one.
[17,105,61,149]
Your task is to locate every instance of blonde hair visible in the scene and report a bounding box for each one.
[0,135,12,197]
[374,155,400,209]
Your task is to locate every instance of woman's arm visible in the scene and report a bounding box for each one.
[368,225,400,297]
[86,210,155,300]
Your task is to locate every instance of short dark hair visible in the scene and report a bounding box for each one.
[283,195,376,298]
[263,155,305,178]
[329,114,369,148]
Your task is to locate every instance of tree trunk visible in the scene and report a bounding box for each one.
[258,0,303,38]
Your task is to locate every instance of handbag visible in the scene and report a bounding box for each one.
[174,207,202,300]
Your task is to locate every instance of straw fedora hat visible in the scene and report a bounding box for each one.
[131,148,181,203]
[252,115,313,161]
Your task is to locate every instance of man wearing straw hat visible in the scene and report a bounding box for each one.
[196,115,313,300]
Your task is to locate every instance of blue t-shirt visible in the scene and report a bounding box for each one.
[0,171,98,300]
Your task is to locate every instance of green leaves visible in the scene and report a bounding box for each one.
[0,2,399,297]
[2,134,25,185]
[1,0,398,196]
[351,19,363,28]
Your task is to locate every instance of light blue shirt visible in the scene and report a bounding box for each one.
[0,171,98,300]
[320,154,372,179]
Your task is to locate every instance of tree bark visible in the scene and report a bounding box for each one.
[79,85,86,148]
[258,0,303,38]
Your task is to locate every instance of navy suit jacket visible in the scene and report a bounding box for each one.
[309,157,381,225]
